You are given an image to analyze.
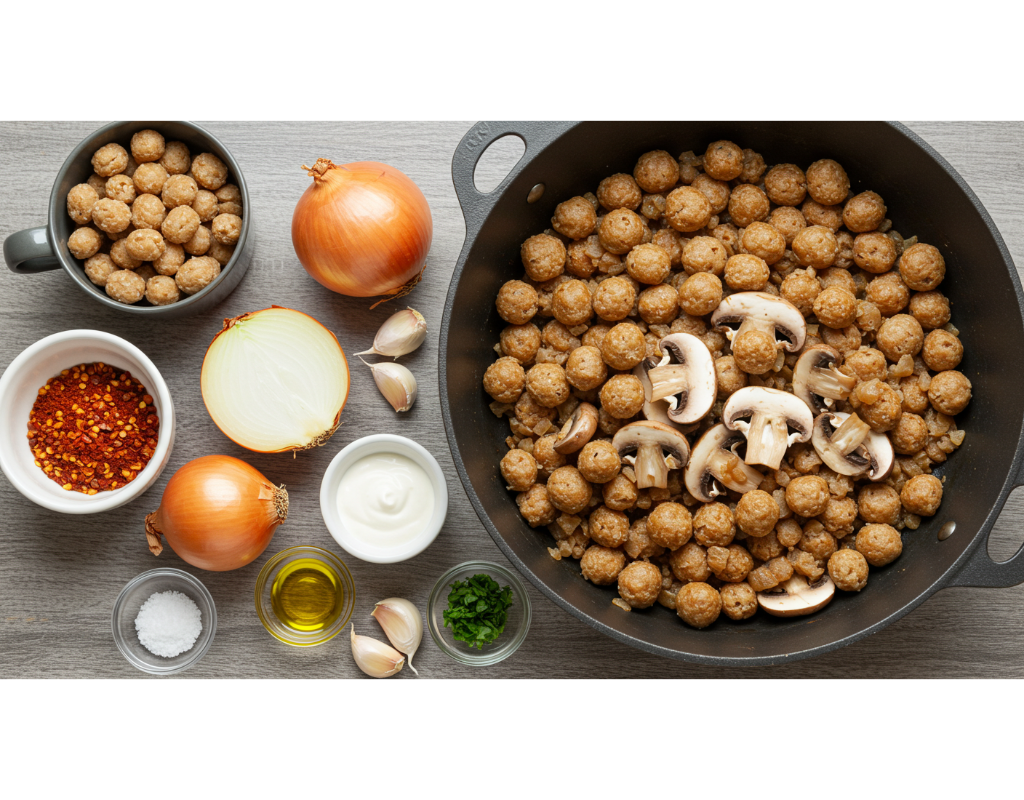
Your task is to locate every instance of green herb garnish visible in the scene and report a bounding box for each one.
[442,573,514,650]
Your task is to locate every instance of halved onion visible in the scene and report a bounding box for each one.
[201,306,350,453]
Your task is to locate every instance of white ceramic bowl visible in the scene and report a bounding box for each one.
[0,330,175,514]
[320,434,448,563]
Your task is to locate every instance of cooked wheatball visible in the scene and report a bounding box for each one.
[647,501,693,549]
[483,356,526,403]
[580,545,627,585]
[109,238,141,270]
[144,275,181,306]
[764,163,807,206]
[786,475,830,518]
[532,433,565,472]
[922,329,963,372]
[834,230,855,269]
[902,474,944,517]
[853,231,898,274]
[802,199,843,231]
[843,190,886,232]
[735,490,780,537]
[728,184,770,228]
[565,239,601,278]
[633,150,680,193]
[739,148,767,184]
[192,189,219,222]
[104,269,146,304]
[516,391,556,430]
[692,173,731,214]
[175,255,220,295]
[821,324,862,355]
[693,502,735,547]
[599,208,646,254]
[161,174,198,209]
[740,221,786,265]
[184,225,212,256]
[92,142,129,177]
[550,195,596,240]
[207,240,235,267]
[602,473,638,511]
[866,272,910,316]
[748,529,787,562]
[546,466,592,514]
[601,322,646,370]
[781,271,822,315]
[130,129,165,163]
[617,561,662,609]
[708,543,755,583]
[909,291,951,330]
[678,273,723,316]
[83,253,116,286]
[67,183,99,224]
[720,582,758,620]
[521,233,566,281]
[899,242,946,291]
[821,496,857,535]
[500,323,542,364]
[876,314,924,361]
[500,449,538,492]
[211,213,242,246]
[900,375,931,414]
[818,266,857,294]
[856,523,903,567]
[544,318,578,353]
[133,162,169,196]
[596,173,642,211]
[599,374,645,419]
[806,159,850,206]
[664,186,712,232]
[725,254,770,292]
[770,207,807,247]
[676,150,701,184]
[565,346,607,391]
[589,505,630,548]
[715,354,748,397]
[852,379,903,431]
[676,582,722,629]
[547,281,589,328]
[577,439,621,484]
[125,229,166,262]
[592,276,636,321]
[104,174,136,205]
[91,198,132,235]
[517,483,557,527]
[160,141,191,174]
[928,370,972,415]
[828,549,869,591]
[68,227,104,260]
[581,324,611,350]
[496,280,539,324]
[681,235,727,276]
[639,283,680,323]
[792,225,838,269]
[669,543,709,584]
[732,328,778,375]
[625,243,671,285]
[526,363,571,408]
[858,484,902,526]
[891,412,928,454]
[153,242,185,276]
[703,140,744,181]
[813,285,858,329]
[131,193,167,231]
[623,519,665,562]
[856,300,883,333]
[191,152,228,190]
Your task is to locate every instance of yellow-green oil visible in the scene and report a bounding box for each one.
[270,558,343,632]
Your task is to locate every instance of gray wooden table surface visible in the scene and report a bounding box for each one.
[1,121,1022,679]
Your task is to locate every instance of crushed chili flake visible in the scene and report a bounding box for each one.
[27,362,159,495]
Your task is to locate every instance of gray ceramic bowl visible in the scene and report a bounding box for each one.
[2,121,253,318]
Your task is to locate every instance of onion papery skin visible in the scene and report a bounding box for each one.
[291,160,433,300]
[145,455,288,572]
[201,306,350,453]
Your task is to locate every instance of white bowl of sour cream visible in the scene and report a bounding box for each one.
[320,434,448,564]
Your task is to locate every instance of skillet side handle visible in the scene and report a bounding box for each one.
[948,465,1024,588]
[451,121,577,239]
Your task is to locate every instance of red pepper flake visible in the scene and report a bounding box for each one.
[27,363,159,494]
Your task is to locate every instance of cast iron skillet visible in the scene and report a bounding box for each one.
[440,122,1024,666]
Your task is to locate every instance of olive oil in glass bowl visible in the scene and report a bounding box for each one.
[255,546,354,646]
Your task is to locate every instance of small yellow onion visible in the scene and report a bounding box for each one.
[145,455,287,572]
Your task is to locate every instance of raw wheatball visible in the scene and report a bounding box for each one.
[207,240,235,267]
[67,184,98,224]
[91,198,132,234]
[131,194,167,231]
[133,162,169,196]
[145,275,181,306]
[130,129,165,163]
[162,205,202,245]
[68,227,104,260]
[192,189,219,222]
[175,256,220,295]
[191,152,229,190]
[153,242,185,276]
[83,253,116,286]
[110,239,141,270]
[211,213,242,246]
[184,225,212,256]
[125,229,166,262]
[105,269,146,304]
[160,141,191,174]
[162,174,199,208]
[92,143,129,177]
[105,174,136,205]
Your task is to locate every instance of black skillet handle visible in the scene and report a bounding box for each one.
[451,121,576,239]
[948,464,1024,588]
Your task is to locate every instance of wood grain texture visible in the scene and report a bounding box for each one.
[1,121,1022,679]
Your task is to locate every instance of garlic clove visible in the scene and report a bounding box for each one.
[350,624,405,678]
[371,598,423,676]
[361,358,417,413]
[356,307,427,359]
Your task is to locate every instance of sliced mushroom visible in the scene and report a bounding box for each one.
[811,411,894,480]
[554,402,598,454]
[711,291,807,359]
[722,386,814,470]
[793,344,857,415]
[684,423,764,503]
[612,421,690,490]
[643,333,717,425]
[633,358,675,427]
[757,575,836,617]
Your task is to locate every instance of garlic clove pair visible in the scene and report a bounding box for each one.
[356,307,427,359]
[361,358,417,413]
[372,598,423,675]
[350,624,405,678]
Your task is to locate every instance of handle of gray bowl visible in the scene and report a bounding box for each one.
[948,462,1024,588]
[451,121,577,238]
[4,226,61,273]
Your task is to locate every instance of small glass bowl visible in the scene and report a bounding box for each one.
[254,545,355,646]
[111,568,217,675]
[427,560,532,666]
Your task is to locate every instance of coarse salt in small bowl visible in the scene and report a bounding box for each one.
[111,568,216,675]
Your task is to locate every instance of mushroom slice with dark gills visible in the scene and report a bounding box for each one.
[684,423,764,503]
[612,421,690,490]
[811,410,895,480]
[711,291,806,374]
[793,344,856,415]
[722,386,814,470]
[641,333,717,425]
[554,402,598,455]
[757,575,836,617]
